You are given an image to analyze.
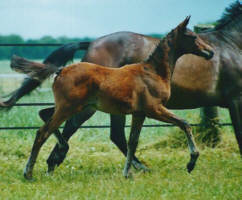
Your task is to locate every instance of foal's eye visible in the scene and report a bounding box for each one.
[184,33,196,40]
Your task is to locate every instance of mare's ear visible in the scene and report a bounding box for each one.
[177,16,191,32]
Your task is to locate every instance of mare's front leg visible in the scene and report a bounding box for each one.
[110,114,147,170]
[228,97,242,156]
[123,114,145,178]
[147,105,199,173]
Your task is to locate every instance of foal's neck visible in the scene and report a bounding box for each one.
[145,37,181,82]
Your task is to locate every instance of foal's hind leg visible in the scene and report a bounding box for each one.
[24,108,72,180]
[39,107,70,173]
[40,107,96,172]
[147,105,199,173]
[123,114,146,178]
[46,107,96,172]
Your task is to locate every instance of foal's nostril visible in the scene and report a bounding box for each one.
[206,49,214,59]
[201,49,214,60]
[209,51,214,59]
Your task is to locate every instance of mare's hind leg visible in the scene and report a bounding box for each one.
[123,114,145,178]
[24,108,71,180]
[110,115,147,170]
[228,97,242,156]
[147,105,199,173]
[40,107,96,172]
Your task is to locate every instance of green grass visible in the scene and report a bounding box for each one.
[0,132,241,200]
[0,60,241,200]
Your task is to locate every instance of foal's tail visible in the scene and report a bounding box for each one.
[10,55,58,81]
[0,41,90,109]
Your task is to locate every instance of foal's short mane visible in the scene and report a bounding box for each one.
[145,39,164,65]
[144,34,174,78]
[145,27,180,66]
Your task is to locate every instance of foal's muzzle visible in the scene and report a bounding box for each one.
[200,49,214,60]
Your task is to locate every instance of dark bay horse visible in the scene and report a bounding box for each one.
[11,17,213,179]
[1,2,241,172]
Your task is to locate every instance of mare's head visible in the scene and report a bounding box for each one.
[167,16,214,60]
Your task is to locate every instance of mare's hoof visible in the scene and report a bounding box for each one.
[132,160,150,172]
[123,166,132,179]
[46,170,54,177]
[123,171,133,179]
[47,164,56,174]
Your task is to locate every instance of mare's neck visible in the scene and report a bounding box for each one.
[200,30,242,50]
[218,29,242,49]
[200,16,242,50]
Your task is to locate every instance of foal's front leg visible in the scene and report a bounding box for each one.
[123,114,146,178]
[147,105,199,173]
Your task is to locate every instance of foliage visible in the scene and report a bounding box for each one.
[0,34,94,60]
[0,33,165,61]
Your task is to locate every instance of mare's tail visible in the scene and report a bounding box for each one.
[0,42,90,109]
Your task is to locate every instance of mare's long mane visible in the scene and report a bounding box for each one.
[214,1,242,31]
[202,1,242,33]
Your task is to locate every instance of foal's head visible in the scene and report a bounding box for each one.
[167,16,214,60]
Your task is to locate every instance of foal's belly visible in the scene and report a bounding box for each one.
[95,96,134,115]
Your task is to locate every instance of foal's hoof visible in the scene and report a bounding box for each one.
[187,162,195,173]
[23,165,33,180]
[186,152,199,173]
[23,171,33,180]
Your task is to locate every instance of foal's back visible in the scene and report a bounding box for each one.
[53,62,167,115]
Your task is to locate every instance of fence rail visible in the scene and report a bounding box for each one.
[0,42,90,47]
[0,43,232,131]
[0,43,63,47]
[0,103,232,130]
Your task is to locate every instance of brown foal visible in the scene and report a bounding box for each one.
[14,17,213,179]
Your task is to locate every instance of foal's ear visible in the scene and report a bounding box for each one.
[178,16,191,32]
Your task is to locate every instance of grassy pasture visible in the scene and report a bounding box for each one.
[0,60,241,200]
